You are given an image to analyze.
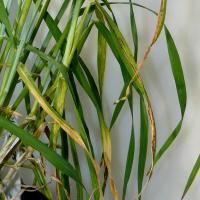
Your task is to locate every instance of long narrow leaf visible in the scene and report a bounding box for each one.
[182,155,200,199]
[0,115,81,184]
[155,26,187,163]
[122,124,135,200]
[129,0,138,61]
[0,0,13,38]
[96,8,107,97]
[138,96,148,199]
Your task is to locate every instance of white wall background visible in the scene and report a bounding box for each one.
[46,0,200,200]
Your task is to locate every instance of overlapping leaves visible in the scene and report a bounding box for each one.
[0,0,188,199]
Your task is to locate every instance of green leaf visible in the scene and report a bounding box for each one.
[110,86,126,129]
[121,30,136,200]
[72,57,102,112]
[62,0,83,67]
[155,26,187,163]
[165,26,186,115]
[44,12,62,43]
[122,124,135,200]
[0,115,82,184]
[0,0,13,38]
[129,0,138,61]
[110,62,133,130]
[94,13,145,94]
[68,70,95,156]
[95,6,156,192]
[20,49,102,199]
[69,77,100,199]
[97,26,107,97]
[138,96,148,199]
[152,0,167,44]
[27,13,101,198]
[100,0,118,24]
[95,3,108,98]
[69,138,84,200]
[182,155,200,199]
[31,159,53,200]
[25,44,69,80]
[60,125,71,197]
[17,63,87,151]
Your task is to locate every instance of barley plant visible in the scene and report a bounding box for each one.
[0,0,192,199]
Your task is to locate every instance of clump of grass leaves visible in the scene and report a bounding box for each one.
[0,0,190,199]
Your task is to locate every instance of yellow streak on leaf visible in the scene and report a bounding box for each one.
[17,63,103,199]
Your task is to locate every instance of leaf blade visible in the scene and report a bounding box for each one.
[155,26,187,163]
[182,155,200,199]
[0,0,13,38]
[138,96,149,199]
[0,115,81,184]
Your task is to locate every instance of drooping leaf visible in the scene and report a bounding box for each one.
[27,13,101,198]
[122,123,135,200]
[0,115,82,184]
[95,7,156,179]
[17,62,103,200]
[17,63,87,151]
[138,96,148,199]
[155,26,187,163]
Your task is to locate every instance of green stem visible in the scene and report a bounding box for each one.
[15,0,32,38]
[62,0,82,67]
